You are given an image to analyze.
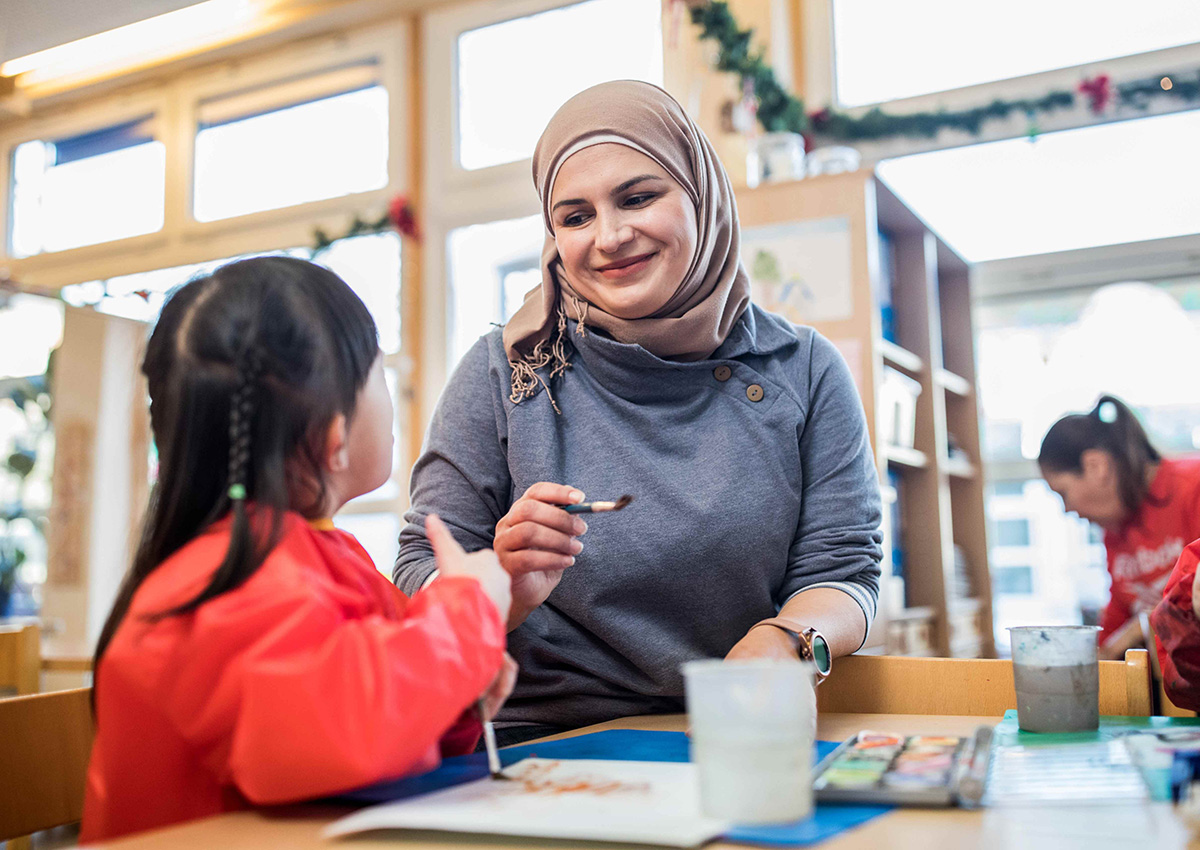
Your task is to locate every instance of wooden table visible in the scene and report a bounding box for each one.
[82,713,1195,850]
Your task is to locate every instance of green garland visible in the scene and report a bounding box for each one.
[690,0,1200,143]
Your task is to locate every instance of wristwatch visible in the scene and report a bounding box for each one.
[752,617,832,684]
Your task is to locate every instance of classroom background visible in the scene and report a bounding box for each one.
[2,0,1200,686]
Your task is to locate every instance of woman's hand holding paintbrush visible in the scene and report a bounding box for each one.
[494,483,632,631]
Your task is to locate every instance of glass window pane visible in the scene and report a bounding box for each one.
[333,511,401,576]
[194,84,388,222]
[0,295,64,379]
[978,280,1200,646]
[834,0,1200,106]
[65,234,402,340]
[63,250,308,322]
[877,109,1200,262]
[9,116,165,257]
[317,232,402,355]
[993,566,1034,596]
[457,0,663,170]
[447,215,543,365]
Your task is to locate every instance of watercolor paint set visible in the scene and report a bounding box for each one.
[813,729,992,807]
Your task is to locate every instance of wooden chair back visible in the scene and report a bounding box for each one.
[0,623,40,695]
[818,650,1153,717]
[0,687,94,844]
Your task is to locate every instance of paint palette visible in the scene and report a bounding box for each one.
[814,730,990,807]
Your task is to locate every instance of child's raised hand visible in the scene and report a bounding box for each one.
[426,514,512,624]
[480,652,519,720]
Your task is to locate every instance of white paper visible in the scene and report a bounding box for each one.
[324,758,731,847]
[742,217,854,324]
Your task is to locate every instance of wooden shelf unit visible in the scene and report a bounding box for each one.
[735,170,994,658]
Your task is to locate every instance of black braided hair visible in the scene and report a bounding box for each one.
[94,256,379,671]
[226,346,261,505]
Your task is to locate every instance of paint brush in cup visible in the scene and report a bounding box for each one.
[564,495,634,514]
[477,697,509,780]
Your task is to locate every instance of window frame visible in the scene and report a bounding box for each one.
[0,18,415,537]
[802,0,1200,162]
[420,0,669,417]
[1,20,410,288]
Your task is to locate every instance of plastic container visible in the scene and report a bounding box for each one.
[746,132,806,188]
[879,367,922,448]
[682,659,816,824]
[1008,626,1101,732]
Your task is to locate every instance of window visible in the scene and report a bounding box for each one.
[0,295,63,616]
[447,214,544,365]
[194,65,389,222]
[455,0,663,170]
[332,512,402,577]
[979,279,1200,643]
[878,109,1200,262]
[990,480,1026,498]
[9,116,165,257]
[833,0,1200,107]
[993,518,1031,547]
[993,566,1034,596]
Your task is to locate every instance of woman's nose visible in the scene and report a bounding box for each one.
[595,212,633,253]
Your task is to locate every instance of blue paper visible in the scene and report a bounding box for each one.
[336,729,891,846]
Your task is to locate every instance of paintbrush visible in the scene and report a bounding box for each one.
[564,495,634,514]
[477,697,509,780]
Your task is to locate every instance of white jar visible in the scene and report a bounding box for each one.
[746,132,806,188]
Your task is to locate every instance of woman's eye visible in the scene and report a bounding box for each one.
[624,193,657,207]
[562,212,589,227]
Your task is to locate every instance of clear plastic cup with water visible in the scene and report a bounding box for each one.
[1008,625,1101,733]
[682,659,816,824]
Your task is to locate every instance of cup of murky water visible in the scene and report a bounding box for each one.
[682,659,816,824]
[1008,625,1101,733]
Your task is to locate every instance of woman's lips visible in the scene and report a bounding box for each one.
[596,252,656,279]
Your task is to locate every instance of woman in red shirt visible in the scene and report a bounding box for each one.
[82,258,515,842]
[1039,395,1200,660]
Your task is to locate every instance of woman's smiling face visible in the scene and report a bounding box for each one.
[549,143,698,320]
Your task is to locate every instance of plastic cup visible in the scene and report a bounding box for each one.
[1008,626,1101,733]
[682,659,816,824]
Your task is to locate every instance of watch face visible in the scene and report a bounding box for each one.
[811,634,832,675]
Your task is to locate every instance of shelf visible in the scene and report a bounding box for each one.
[949,596,983,614]
[941,455,975,479]
[884,445,928,470]
[951,641,984,659]
[879,339,924,374]
[935,368,971,397]
[892,605,936,622]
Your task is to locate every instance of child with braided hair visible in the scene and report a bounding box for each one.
[82,257,515,842]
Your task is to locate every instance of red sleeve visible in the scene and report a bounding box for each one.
[166,573,504,804]
[439,709,484,758]
[1151,540,1200,711]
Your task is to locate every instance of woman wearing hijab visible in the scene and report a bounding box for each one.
[396,81,882,743]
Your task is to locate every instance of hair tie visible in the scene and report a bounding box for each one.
[1098,400,1118,423]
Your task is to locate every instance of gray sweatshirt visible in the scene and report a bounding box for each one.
[395,304,882,729]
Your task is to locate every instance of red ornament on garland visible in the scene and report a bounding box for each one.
[388,194,422,243]
[1078,74,1112,115]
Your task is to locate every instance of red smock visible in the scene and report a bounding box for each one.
[1100,457,1200,642]
[1152,538,1200,710]
[81,513,504,842]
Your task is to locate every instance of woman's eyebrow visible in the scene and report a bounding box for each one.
[551,174,665,212]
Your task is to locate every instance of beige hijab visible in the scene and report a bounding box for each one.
[504,80,750,409]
